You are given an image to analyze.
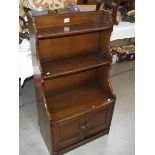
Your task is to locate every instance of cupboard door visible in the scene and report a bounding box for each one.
[53,116,85,151]
[85,102,114,137]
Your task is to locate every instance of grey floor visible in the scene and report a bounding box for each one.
[19,61,135,155]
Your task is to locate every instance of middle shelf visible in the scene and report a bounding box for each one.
[41,52,110,80]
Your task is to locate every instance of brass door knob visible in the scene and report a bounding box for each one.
[81,125,86,130]
[85,122,89,128]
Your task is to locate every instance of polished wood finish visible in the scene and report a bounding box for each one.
[41,53,109,79]
[37,22,112,39]
[27,10,116,155]
[33,11,110,28]
[44,69,96,95]
[38,33,100,61]
[46,81,114,122]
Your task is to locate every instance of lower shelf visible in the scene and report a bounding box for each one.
[46,82,114,122]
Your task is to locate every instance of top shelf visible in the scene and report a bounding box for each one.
[37,22,112,39]
[28,10,113,38]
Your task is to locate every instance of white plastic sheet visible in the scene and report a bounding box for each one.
[19,39,33,85]
[111,21,135,41]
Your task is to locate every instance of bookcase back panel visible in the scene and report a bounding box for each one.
[38,32,100,61]
[34,11,102,28]
[44,70,96,95]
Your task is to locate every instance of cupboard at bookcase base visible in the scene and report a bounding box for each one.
[37,92,115,155]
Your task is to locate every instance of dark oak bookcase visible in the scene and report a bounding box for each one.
[27,10,116,155]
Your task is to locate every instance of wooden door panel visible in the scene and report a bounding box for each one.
[53,116,85,151]
[86,103,113,136]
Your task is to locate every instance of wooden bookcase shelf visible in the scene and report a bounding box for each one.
[27,10,116,155]
[46,81,114,122]
[41,52,109,79]
[37,22,112,39]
